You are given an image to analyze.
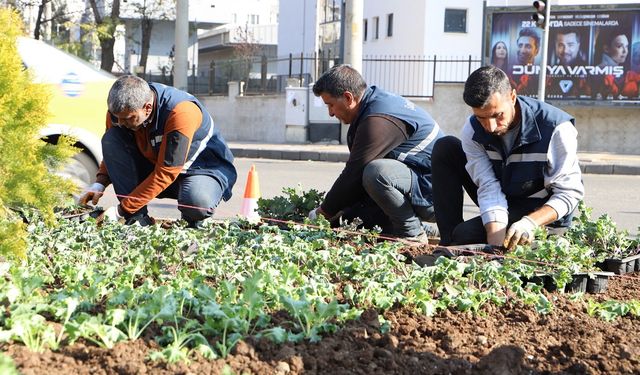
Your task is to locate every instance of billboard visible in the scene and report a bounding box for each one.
[489,9,640,103]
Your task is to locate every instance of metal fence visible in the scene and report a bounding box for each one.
[190,54,482,98]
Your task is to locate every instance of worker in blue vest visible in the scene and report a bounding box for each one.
[308,64,444,242]
[79,75,237,227]
[432,65,584,250]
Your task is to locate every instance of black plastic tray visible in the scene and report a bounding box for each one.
[597,254,640,275]
[522,271,614,294]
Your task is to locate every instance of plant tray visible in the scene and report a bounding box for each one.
[522,272,614,294]
[597,253,640,275]
[58,207,104,222]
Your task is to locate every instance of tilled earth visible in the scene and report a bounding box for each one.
[5,273,640,375]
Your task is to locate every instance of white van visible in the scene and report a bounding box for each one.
[17,36,115,189]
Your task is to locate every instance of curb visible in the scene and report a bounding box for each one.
[579,162,640,176]
[231,147,350,163]
[230,147,640,176]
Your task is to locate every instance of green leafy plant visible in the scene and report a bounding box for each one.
[585,299,634,322]
[149,320,209,364]
[0,353,19,375]
[567,202,636,259]
[0,313,57,353]
[280,295,346,342]
[257,186,324,222]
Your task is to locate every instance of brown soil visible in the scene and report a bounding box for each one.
[5,273,640,375]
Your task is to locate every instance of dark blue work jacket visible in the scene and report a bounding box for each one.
[149,83,237,201]
[349,86,444,207]
[470,95,575,227]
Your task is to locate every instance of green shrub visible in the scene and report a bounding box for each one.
[0,9,76,259]
[257,186,324,223]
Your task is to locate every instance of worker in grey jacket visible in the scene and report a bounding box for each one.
[431,65,584,250]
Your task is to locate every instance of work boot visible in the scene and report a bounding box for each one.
[401,231,430,244]
[413,247,456,267]
[422,222,440,238]
[185,219,204,229]
[124,213,155,226]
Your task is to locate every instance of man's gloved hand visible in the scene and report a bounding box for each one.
[308,207,321,221]
[78,182,105,205]
[503,216,537,250]
[100,205,124,223]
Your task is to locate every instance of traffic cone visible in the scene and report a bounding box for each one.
[240,164,261,220]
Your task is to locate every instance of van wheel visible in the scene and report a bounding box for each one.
[58,151,98,191]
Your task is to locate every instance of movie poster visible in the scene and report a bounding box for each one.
[489,10,640,102]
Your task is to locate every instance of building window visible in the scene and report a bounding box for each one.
[248,14,259,24]
[387,13,393,37]
[444,9,467,33]
[373,16,379,40]
[363,18,368,41]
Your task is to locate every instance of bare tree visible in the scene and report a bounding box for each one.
[233,23,261,83]
[33,0,50,40]
[88,0,121,72]
[28,0,68,41]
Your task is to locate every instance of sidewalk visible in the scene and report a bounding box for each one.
[229,141,640,176]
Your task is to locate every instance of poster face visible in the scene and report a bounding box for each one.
[490,10,640,102]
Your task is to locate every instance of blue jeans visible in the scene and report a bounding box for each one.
[102,126,223,225]
[345,159,434,237]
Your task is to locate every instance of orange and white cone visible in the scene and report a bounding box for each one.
[240,165,261,221]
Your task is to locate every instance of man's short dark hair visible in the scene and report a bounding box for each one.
[312,64,367,98]
[463,66,513,108]
[518,27,541,49]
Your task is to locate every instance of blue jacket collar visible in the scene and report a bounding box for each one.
[471,96,541,148]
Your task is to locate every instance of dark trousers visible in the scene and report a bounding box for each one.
[432,136,481,245]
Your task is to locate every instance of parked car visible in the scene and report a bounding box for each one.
[17,36,114,189]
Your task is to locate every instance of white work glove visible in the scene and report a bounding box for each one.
[504,216,537,250]
[78,182,105,206]
[308,207,320,221]
[101,205,124,223]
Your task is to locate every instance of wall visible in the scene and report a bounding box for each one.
[277,0,319,76]
[197,84,640,155]
[363,0,426,56]
[423,0,484,59]
[197,94,286,143]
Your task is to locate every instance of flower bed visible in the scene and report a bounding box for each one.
[0,211,638,373]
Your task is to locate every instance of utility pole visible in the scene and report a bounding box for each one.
[533,1,551,101]
[174,0,189,91]
[343,0,363,73]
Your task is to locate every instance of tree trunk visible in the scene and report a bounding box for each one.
[33,0,47,40]
[88,0,120,72]
[99,37,116,72]
[139,17,153,74]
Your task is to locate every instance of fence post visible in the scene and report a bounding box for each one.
[299,52,304,86]
[209,60,215,95]
[191,63,196,93]
[288,53,293,78]
[468,55,472,76]
[322,49,331,73]
[313,51,318,83]
[432,55,437,85]
[260,55,267,92]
